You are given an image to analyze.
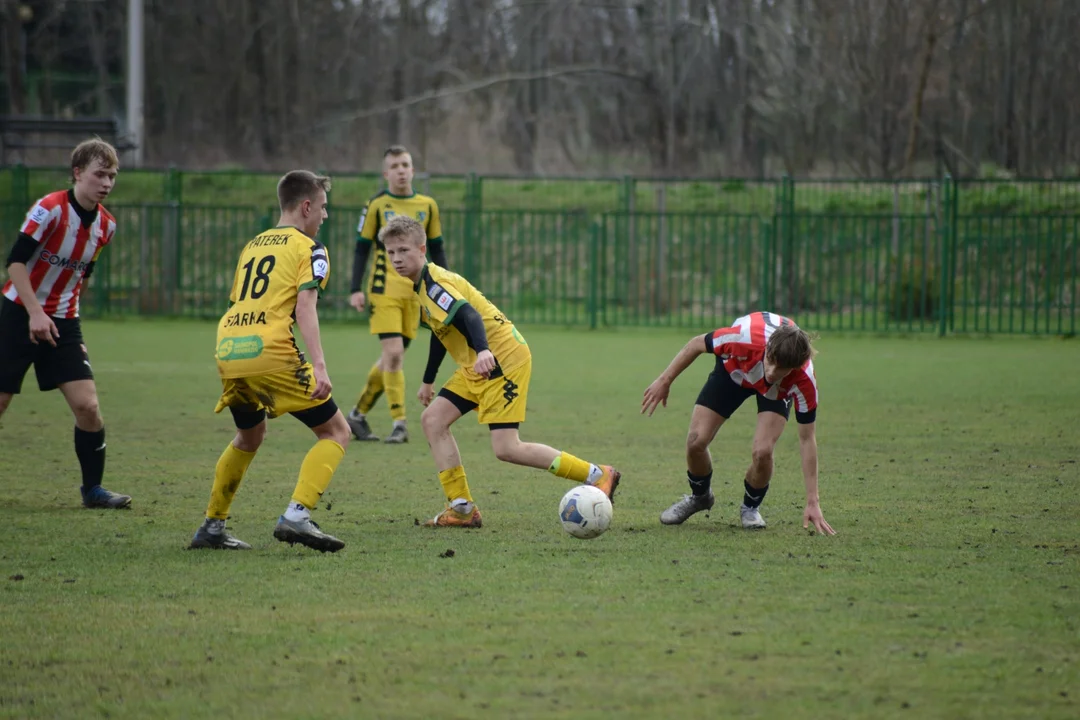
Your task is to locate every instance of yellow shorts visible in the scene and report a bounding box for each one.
[215,363,333,421]
[442,358,532,425]
[369,294,421,339]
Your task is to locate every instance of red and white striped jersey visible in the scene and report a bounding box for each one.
[704,311,819,418]
[3,190,115,319]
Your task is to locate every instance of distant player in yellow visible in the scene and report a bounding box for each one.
[189,170,351,553]
[347,145,448,445]
[379,215,621,527]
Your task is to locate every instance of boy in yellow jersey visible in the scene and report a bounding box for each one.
[347,145,448,445]
[379,215,621,527]
[189,170,351,552]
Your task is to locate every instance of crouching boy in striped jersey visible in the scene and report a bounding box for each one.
[642,312,835,535]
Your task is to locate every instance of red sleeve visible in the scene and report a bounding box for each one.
[703,325,739,355]
[789,364,819,422]
[19,193,63,242]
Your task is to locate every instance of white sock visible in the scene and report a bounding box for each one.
[350,409,365,420]
[284,502,310,522]
[450,498,474,514]
[393,420,407,430]
[586,464,604,484]
[204,518,225,534]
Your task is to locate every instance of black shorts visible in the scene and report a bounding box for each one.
[0,297,94,394]
[695,369,791,420]
[229,398,341,431]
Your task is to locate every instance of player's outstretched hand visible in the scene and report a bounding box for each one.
[417,383,435,407]
[474,350,497,379]
[803,503,836,536]
[349,291,366,312]
[28,310,59,347]
[641,377,671,416]
[310,363,332,400]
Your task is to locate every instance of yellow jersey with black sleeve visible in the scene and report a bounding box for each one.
[358,190,442,299]
[215,226,330,379]
[416,263,530,378]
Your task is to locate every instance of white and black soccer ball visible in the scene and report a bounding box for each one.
[559,485,613,539]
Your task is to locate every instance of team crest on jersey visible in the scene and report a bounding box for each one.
[417,211,426,222]
[426,282,454,311]
[28,204,49,225]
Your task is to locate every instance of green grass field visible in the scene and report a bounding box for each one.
[1,321,1078,719]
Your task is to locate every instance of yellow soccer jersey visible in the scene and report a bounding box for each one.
[358,190,442,299]
[417,263,529,377]
[216,226,330,378]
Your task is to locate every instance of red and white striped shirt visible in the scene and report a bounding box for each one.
[3,190,115,319]
[704,311,819,419]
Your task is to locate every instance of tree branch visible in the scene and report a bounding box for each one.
[314,65,642,130]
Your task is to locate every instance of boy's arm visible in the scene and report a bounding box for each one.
[350,203,377,311]
[417,331,447,407]
[796,421,835,535]
[447,302,495,377]
[295,288,331,400]
[641,334,708,416]
[6,233,58,346]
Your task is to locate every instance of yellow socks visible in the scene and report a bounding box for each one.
[206,444,257,520]
[548,451,601,483]
[438,465,473,504]
[383,369,407,423]
[355,363,384,415]
[291,439,346,509]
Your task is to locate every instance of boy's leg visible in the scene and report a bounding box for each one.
[739,407,788,530]
[487,427,621,501]
[420,391,482,527]
[58,377,130,509]
[348,359,384,441]
[659,370,746,525]
[191,408,265,550]
[378,333,408,443]
[274,401,351,552]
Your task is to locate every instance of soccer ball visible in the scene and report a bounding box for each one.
[558,485,613,539]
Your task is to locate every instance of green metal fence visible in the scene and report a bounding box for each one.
[1,171,1077,335]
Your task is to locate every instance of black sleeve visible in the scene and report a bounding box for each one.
[703,331,716,354]
[449,303,489,353]
[428,238,448,269]
[350,241,372,293]
[83,261,96,281]
[5,232,38,267]
[423,331,448,384]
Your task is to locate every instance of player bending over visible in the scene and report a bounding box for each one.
[642,312,835,535]
[189,170,350,552]
[0,139,130,509]
[380,215,620,527]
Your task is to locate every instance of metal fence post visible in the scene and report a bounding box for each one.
[13,163,30,211]
[588,220,600,330]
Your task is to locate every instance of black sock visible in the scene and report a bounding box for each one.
[74,427,106,490]
[743,479,768,508]
[687,470,712,496]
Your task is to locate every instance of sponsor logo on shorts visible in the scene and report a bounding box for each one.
[217,335,264,361]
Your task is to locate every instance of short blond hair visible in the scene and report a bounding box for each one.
[277,170,331,212]
[70,138,118,182]
[378,215,425,246]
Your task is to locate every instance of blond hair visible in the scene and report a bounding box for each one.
[378,215,425,246]
[277,170,332,211]
[766,324,817,368]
